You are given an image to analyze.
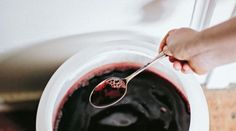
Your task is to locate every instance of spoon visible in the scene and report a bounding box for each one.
[89,52,166,108]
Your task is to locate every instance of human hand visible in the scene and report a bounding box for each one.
[159,28,211,74]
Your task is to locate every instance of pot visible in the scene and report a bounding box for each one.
[36,33,209,131]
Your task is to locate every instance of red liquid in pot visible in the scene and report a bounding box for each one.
[54,63,190,131]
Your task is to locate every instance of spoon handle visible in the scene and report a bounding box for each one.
[125,52,166,82]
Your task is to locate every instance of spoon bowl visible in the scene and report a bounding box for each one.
[89,77,127,108]
[89,52,166,108]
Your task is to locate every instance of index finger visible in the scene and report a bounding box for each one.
[158,29,177,53]
[158,33,169,53]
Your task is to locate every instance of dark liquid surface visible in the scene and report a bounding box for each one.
[56,66,190,131]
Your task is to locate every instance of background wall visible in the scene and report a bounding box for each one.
[1,0,236,88]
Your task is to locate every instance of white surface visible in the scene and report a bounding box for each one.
[0,0,195,52]
[207,63,236,88]
[210,0,235,26]
[203,0,236,88]
[1,0,236,88]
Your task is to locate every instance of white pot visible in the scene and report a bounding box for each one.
[36,33,209,131]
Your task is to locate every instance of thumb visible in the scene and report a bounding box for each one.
[162,46,172,56]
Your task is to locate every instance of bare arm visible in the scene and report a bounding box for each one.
[159,17,236,74]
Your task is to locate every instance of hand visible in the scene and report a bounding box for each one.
[160,18,236,74]
[159,28,210,74]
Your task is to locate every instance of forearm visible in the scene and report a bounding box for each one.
[198,17,236,64]
[159,17,236,74]
[201,17,236,47]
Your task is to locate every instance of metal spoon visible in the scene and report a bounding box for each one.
[89,52,166,108]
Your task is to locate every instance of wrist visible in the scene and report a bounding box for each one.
[196,31,208,50]
[185,31,207,58]
[194,30,216,53]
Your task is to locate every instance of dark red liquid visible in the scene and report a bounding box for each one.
[55,63,190,131]
[91,80,126,107]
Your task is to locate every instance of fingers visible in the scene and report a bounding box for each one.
[159,29,177,53]
[163,46,172,56]
[173,61,182,71]
[169,58,192,74]
[182,63,192,74]
[159,33,169,52]
[169,56,177,62]
[159,28,194,74]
